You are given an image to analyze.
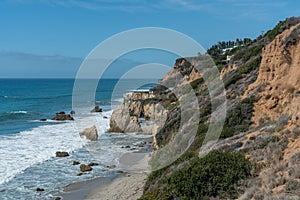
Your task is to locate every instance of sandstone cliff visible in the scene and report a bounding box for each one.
[109,91,168,148]
[245,24,300,127]
[140,17,300,199]
[109,57,204,149]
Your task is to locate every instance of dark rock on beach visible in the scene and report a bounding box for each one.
[80,164,92,172]
[91,106,102,113]
[70,110,75,115]
[77,173,83,176]
[40,118,47,122]
[56,151,69,157]
[54,197,61,200]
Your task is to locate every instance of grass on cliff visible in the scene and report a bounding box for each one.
[140,150,252,200]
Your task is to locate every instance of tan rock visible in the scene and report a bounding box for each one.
[245,23,300,125]
[55,151,69,157]
[79,125,98,141]
[80,164,92,172]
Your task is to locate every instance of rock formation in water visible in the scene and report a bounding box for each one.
[52,112,74,121]
[79,125,98,141]
[109,91,168,139]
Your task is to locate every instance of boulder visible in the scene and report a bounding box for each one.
[137,144,144,147]
[70,110,76,115]
[36,188,44,192]
[109,106,142,133]
[91,106,102,113]
[52,113,74,121]
[88,162,99,166]
[40,119,47,122]
[80,164,92,172]
[106,164,116,169]
[77,173,83,176]
[56,151,69,157]
[79,126,98,141]
[72,161,80,165]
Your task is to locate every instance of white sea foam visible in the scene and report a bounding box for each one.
[0,111,112,185]
[9,111,28,114]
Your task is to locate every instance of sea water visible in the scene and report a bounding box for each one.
[0,79,157,200]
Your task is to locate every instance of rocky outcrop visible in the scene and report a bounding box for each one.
[159,58,202,88]
[72,161,80,165]
[55,151,69,157]
[106,164,116,169]
[88,162,99,166]
[36,188,44,192]
[245,24,300,125]
[79,125,98,141]
[80,164,92,172]
[52,112,74,121]
[91,106,102,113]
[109,91,168,137]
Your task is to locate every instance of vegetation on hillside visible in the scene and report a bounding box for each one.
[140,151,251,200]
[140,17,300,199]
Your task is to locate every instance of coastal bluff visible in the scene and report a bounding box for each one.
[109,91,168,145]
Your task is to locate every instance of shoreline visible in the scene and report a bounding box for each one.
[61,146,152,200]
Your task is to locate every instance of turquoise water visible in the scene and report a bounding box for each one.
[0,79,157,199]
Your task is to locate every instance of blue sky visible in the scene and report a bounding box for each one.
[0,0,299,78]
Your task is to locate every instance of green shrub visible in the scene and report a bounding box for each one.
[190,77,204,89]
[264,20,286,41]
[224,56,261,88]
[285,180,300,194]
[166,151,252,199]
[254,136,280,150]
[221,96,256,138]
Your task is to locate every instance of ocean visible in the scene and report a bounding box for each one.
[0,79,157,200]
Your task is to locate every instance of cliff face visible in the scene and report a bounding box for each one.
[140,18,300,199]
[246,24,300,126]
[159,57,202,87]
[109,57,203,149]
[109,18,300,199]
[109,91,168,147]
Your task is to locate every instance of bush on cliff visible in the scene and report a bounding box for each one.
[140,150,252,200]
[221,96,256,138]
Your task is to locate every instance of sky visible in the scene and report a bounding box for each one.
[0,0,299,78]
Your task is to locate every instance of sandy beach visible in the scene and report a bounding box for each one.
[85,172,148,200]
[85,152,151,200]
[61,151,151,200]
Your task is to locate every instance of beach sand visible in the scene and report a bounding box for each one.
[85,152,151,200]
[85,172,148,200]
[61,151,151,200]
